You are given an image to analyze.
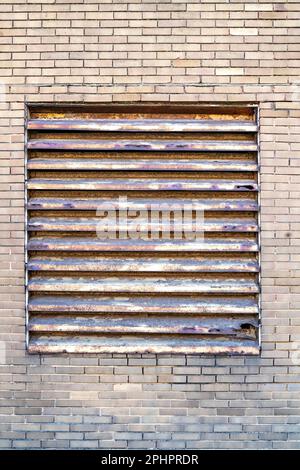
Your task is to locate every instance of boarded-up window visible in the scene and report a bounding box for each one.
[26,104,260,354]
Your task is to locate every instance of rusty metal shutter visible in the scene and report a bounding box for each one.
[26,104,260,354]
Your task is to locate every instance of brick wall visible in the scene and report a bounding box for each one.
[1,0,300,449]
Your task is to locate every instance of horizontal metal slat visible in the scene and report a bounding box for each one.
[27,157,258,172]
[27,197,258,212]
[27,217,258,233]
[27,178,258,192]
[28,295,259,314]
[28,275,259,294]
[27,255,259,272]
[28,118,258,133]
[28,335,260,354]
[27,139,257,152]
[29,315,258,337]
[27,237,259,252]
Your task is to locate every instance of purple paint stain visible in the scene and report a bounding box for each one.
[31,243,48,250]
[240,242,253,251]
[167,143,189,150]
[131,144,151,150]
[181,327,198,333]
[28,264,39,271]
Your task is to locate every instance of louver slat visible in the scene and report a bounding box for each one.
[27,178,258,192]
[28,139,257,152]
[26,104,260,354]
[27,197,258,212]
[28,295,259,314]
[27,256,259,273]
[27,158,258,172]
[28,118,258,133]
[28,276,259,294]
[27,217,258,232]
[28,336,259,355]
[29,316,258,337]
[27,237,258,252]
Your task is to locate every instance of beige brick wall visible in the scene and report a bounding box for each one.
[0,0,300,449]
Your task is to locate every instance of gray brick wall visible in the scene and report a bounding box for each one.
[1,0,300,449]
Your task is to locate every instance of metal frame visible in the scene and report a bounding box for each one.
[24,101,260,355]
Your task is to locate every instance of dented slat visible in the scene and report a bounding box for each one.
[28,275,259,294]
[27,139,257,152]
[28,335,260,355]
[28,118,258,133]
[27,178,258,192]
[28,295,259,314]
[27,157,258,172]
[29,315,258,337]
[27,236,259,252]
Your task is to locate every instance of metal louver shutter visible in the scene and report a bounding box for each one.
[26,104,260,354]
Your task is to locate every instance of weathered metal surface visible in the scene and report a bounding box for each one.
[29,315,258,338]
[27,196,258,212]
[27,216,258,232]
[27,255,259,272]
[27,236,259,252]
[28,118,258,133]
[27,177,258,192]
[28,295,259,314]
[28,138,257,152]
[28,336,260,355]
[28,275,259,294]
[26,104,259,354]
[27,157,258,172]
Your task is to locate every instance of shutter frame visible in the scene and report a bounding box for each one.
[26,103,260,355]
